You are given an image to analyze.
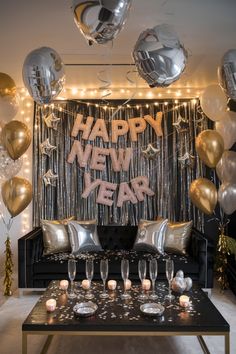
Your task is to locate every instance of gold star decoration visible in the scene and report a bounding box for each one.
[42,169,58,186]
[40,138,57,157]
[178,152,195,168]
[173,114,189,133]
[44,113,60,130]
[142,144,160,160]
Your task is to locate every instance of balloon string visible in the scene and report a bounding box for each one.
[0,213,13,233]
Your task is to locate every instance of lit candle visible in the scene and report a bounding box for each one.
[124,279,132,290]
[82,279,90,290]
[179,295,190,308]
[46,299,57,312]
[59,280,69,290]
[108,280,117,290]
[142,279,151,291]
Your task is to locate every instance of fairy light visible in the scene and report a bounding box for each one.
[191,99,197,105]
[120,89,125,93]
[21,110,25,115]
[187,88,191,93]
[147,91,153,98]
[126,89,130,94]
[183,102,187,107]
[164,102,168,106]
[127,104,131,108]
[158,93,162,97]
[95,104,99,108]
[154,102,158,106]
[136,105,140,109]
[175,99,179,104]
[146,104,149,108]
[175,91,182,97]
[71,88,78,95]
[167,89,171,94]
[138,92,143,97]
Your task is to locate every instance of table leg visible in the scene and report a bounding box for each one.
[22,332,27,354]
[40,335,54,354]
[225,333,230,354]
[197,336,211,354]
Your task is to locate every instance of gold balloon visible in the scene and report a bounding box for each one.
[195,129,224,168]
[2,120,31,160]
[0,72,17,98]
[189,177,217,215]
[1,177,32,217]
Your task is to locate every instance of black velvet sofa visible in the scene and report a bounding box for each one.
[18,225,214,289]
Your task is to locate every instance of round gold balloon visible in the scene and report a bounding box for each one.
[189,177,217,215]
[2,120,31,160]
[195,129,224,168]
[1,177,32,217]
[0,72,17,98]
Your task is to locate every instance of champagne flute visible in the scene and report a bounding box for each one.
[68,259,76,299]
[85,258,94,300]
[165,259,175,301]
[100,259,109,299]
[121,259,131,299]
[138,259,148,300]
[149,259,158,300]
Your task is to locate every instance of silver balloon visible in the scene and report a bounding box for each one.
[0,95,19,124]
[218,183,236,215]
[22,47,65,105]
[215,111,236,150]
[218,49,236,100]
[72,0,132,45]
[133,24,188,87]
[216,151,236,183]
[0,145,23,180]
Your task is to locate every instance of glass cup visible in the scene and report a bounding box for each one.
[165,259,175,301]
[85,258,94,300]
[149,258,158,300]
[68,259,76,299]
[138,259,148,300]
[100,259,109,299]
[121,259,131,299]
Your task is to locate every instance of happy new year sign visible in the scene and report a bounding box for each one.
[67,113,163,207]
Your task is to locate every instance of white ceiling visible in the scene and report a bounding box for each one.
[1,0,236,98]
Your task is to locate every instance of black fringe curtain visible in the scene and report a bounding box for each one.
[33,99,209,228]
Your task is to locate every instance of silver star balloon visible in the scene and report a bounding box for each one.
[42,169,58,186]
[44,113,60,130]
[178,152,195,168]
[40,138,57,157]
[173,114,189,133]
[142,144,160,160]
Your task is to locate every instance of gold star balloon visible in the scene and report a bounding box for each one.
[173,113,189,133]
[44,113,60,130]
[142,144,160,160]
[178,152,195,168]
[40,138,57,157]
[42,169,58,186]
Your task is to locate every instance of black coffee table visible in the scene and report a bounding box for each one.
[22,281,230,354]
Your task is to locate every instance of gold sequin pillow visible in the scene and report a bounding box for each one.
[41,217,74,255]
[164,220,193,255]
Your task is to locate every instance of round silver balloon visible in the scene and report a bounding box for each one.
[22,47,65,105]
[218,49,236,100]
[72,0,132,45]
[0,145,23,180]
[216,151,236,183]
[133,24,188,88]
[0,94,19,124]
[215,111,236,150]
[218,182,236,215]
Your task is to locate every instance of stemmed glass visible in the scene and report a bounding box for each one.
[149,259,158,300]
[121,259,131,299]
[100,259,109,299]
[138,259,148,300]
[85,258,94,300]
[165,259,175,301]
[68,259,76,299]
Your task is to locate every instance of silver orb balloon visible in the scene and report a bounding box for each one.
[171,277,186,293]
[22,47,65,105]
[72,0,132,45]
[218,182,236,215]
[133,24,188,88]
[218,49,236,100]
[0,146,23,180]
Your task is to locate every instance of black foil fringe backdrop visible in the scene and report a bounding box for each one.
[33,99,210,228]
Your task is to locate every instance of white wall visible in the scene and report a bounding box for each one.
[0,91,33,294]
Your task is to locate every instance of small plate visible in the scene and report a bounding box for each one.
[140,303,165,317]
[73,302,98,318]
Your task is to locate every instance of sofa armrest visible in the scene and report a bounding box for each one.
[189,228,215,288]
[18,227,43,288]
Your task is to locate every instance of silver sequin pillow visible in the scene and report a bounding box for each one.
[68,220,103,254]
[133,219,168,254]
[164,220,193,255]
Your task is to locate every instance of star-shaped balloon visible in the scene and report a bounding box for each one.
[173,114,189,133]
[178,152,195,168]
[142,144,160,160]
[40,139,57,157]
[44,113,60,130]
[42,169,58,186]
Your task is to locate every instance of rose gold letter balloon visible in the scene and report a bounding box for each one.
[189,178,217,215]
[195,130,224,168]
[1,177,33,217]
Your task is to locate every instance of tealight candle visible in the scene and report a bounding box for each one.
[142,279,151,291]
[59,280,69,290]
[82,279,90,290]
[46,299,57,312]
[179,295,190,308]
[108,280,117,290]
[124,279,132,290]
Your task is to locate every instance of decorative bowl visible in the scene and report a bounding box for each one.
[73,302,98,318]
[140,303,165,317]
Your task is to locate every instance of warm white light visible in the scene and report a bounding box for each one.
[164,102,168,106]
[167,89,171,94]
[21,110,25,115]
[187,89,191,93]
[158,93,162,97]
[138,92,143,97]
[80,90,86,96]
[26,102,32,107]
[71,88,78,95]
[120,89,125,93]
[174,99,179,104]
[147,91,153,98]
[25,117,30,122]
[176,91,182,97]
[95,104,99,108]
[136,105,140,109]
[183,102,187,107]
[127,104,131,108]
[154,102,158,106]
[146,104,149,108]
[126,89,130,93]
